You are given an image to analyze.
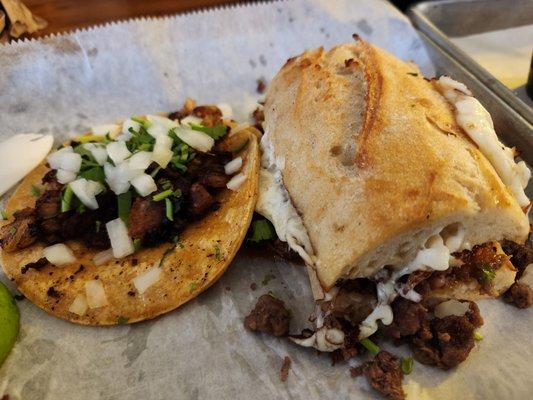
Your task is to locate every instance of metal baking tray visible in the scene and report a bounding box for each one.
[408,0,533,167]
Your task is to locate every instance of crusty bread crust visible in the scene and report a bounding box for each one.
[264,39,529,290]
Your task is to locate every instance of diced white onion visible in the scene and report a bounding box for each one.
[226,172,247,191]
[131,173,157,196]
[47,147,82,172]
[434,299,470,318]
[180,115,202,126]
[106,141,131,164]
[84,143,108,166]
[224,157,243,175]
[106,218,134,258]
[173,125,214,152]
[122,118,141,135]
[216,103,233,119]
[147,124,169,138]
[147,115,178,130]
[133,266,162,294]
[104,162,142,195]
[69,178,104,209]
[84,280,108,308]
[115,132,133,142]
[93,248,114,266]
[92,124,121,137]
[68,293,88,316]
[43,243,76,266]
[56,168,77,184]
[128,151,153,170]
[152,134,173,168]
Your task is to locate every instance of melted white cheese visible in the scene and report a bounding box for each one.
[358,232,460,339]
[436,76,531,207]
[256,135,315,265]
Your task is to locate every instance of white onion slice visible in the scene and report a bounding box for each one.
[133,266,162,294]
[180,115,202,126]
[224,157,242,175]
[84,280,108,308]
[131,173,157,197]
[93,248,114,266]
[84,143,108,166]
[43,243,76,266]
[69,178,104,209]
[104,162,142,195]
[106,141,131,164]
[122,118,141,135]
[128,151,153,170]
[147,115,178,130]
[47,147,82,172]
[152,134,173,168]
[173,126,214,152]
[68,293,88,316]
[56,169,77,184]
[147,124,169,138]
[434,299,470,318]
[226,173,247,191]
[106,218,134,258]
[216,103,233,119]
[92,124,121,137]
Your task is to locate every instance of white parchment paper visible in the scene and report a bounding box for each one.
[0,1,531,399]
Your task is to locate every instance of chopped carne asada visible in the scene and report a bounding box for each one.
[280,356,291,382]
[244,294,291,337]
[0,104,247,263]
[351,351,405,400]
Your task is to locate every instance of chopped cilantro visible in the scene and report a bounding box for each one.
[1,210,8,220]
[172,235,180,243]
[131,116,149,127]
[190,123,227,140]
[117,316,129,325]
[160,178,173,191]
[76,203,86,214]
[267,290,278,299]
[117,191,132,223]
[474,331,484,341]
[95,220,102,233]
[30,185,41,197]
[480,265,496,284]
[170,156,188,173]
[153,189,173,202]
[407,72,419,77]
[61,186,74,212]
[79,166,106,183]
[401,356,413,374]
[214,245,221,261]
[165,198,174,221]
[150,166,161,178]
[360,338,380,356]
[189,281,199,292]
[126,125,155,153]
[133,238,142,252]
[248,219,276,243]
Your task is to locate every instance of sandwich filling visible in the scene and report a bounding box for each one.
[255,76,532,360]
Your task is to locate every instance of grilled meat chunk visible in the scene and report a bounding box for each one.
[351,351,405,400]
[188,183,216,216]
[128,197,165,242]
[244,294,291,337]
[0,208,38,252]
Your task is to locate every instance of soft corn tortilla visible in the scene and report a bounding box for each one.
[0,128,260,325]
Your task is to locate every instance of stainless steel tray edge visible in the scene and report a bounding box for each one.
[408,1,533,164]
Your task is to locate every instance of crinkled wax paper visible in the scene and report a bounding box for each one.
[0,0,531,399]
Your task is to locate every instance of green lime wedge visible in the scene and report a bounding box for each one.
[0,281,20,366]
